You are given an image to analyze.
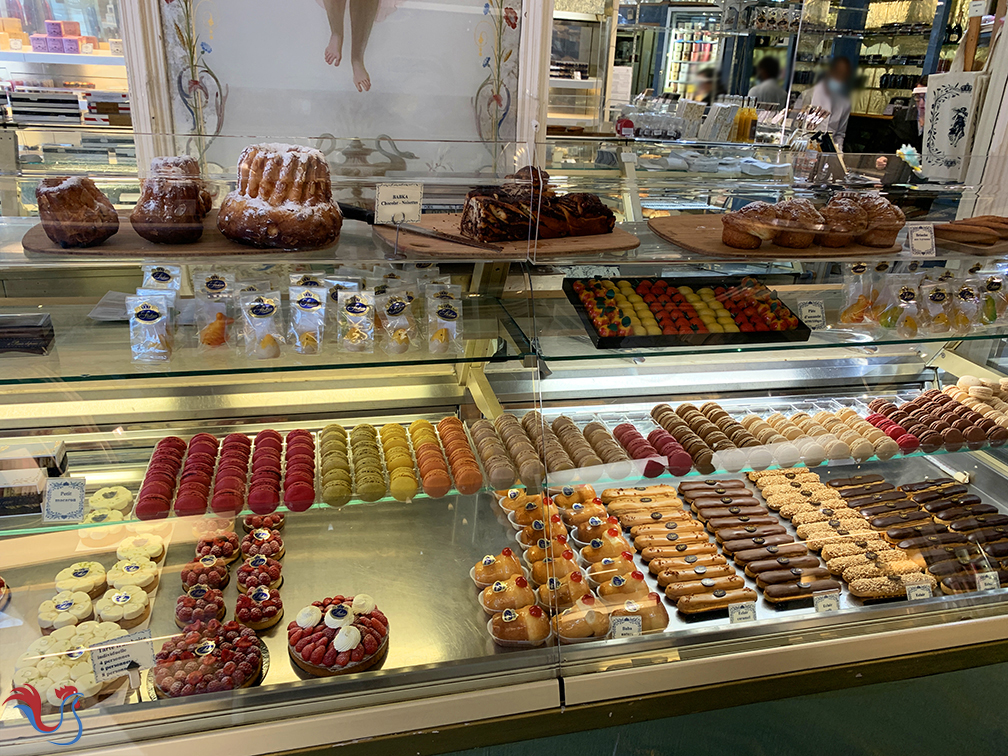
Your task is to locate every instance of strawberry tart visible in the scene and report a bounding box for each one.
[181,555,230,591]
[243,512,285,533]
[175,586,226,628]
[237,555,282,593]
[241,528,284,559]
[195,531,241,564]
[236,586,283,631]
[287,594,388,676]
[153,619,262,697]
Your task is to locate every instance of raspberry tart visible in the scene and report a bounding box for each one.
[287,594,388,676]
[153,619,262,698]
[181,556,230,591]
[175,586,226,628]
[237,555,282,593]
[195,531,241,565]
[236,586,283,631]
[243,512,285,533]
[241,528,285,560]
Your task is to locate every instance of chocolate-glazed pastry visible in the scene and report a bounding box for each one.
[556,193,616,236]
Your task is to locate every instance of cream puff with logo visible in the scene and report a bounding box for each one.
[552,594,610,641]
[473,548,523,588]
[117,534,165,563]
[480,575,536,614]
[38,591,93,634]
[94,586,150,629]
[609,592,669,633]
[598,570,651,603]
[108,557,159,593]
[489,605,550,646]
[580,527,632,563]
[536,570,590,612]
[55,562,107,599]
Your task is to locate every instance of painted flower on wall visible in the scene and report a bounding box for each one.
[474,0,520,170]
[503,7,517,29]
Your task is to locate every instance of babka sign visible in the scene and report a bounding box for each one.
[159,0,522,168]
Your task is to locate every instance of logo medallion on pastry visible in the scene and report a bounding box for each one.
[195,640,216,656]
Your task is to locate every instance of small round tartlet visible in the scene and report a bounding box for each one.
[181,555,230,591]
[175,585,226,628]
[243,513,285,533]
[237,555,282,594]
[241,528,285,560]
[55,562,107,599]
[236,586,283,631]
[93,586,150,629]
[195,531,241,564]
[287,594,388,676]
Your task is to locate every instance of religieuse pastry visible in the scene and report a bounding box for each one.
[217,143,343,249]
[287,594,388,676]
[130,156,213,243]
[36,176,119,248]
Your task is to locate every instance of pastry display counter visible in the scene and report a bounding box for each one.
[6,148,1008,756]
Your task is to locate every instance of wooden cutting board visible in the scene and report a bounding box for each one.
[648,214,902,259]
[371,212,640,259]
[22,210,337,258]
[928,237,1008,256]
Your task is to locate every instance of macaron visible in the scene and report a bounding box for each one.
[322,481,352,507]
[174,491,208,517]
[211,490,243,514]
[284,482,315,512]
[248,484,280,514]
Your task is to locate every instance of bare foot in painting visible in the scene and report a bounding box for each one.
[352,58,370,92]
[325,33,343,65]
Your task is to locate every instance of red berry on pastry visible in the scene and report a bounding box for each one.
[241,528,284,559]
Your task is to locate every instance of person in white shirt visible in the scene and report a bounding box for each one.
[748,56,788,109]
[797,56,853,149]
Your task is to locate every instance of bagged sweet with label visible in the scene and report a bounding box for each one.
[288,286,327,354]
[142,263,182,290]
[951,279,981,335]
[289,271,326,287]
[193,268,235,297]
[877,275,921,338]
[979,273,1008,326]
[239,291,283,359]
[920,279,953,334]
[838,262,874,325]
[427,298,463,355]
[136,287,177,335]
[195,290,234,350]
[338,290,374,353]
[127,294,172,363]
[236,279,272,295]
[376,287,418,354]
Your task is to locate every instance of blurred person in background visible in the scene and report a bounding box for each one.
[695,66,724,106]
[748,56,788,109]
[797,55,853,149]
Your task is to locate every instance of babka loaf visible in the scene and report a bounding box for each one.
[460,166,615,242]
[130,156,213,244]
[217,143,342,249]
[36,176,119,248]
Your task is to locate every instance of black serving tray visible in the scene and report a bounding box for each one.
[563,276,813,350]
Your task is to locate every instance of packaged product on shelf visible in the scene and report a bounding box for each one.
[376,287,418,355]
[337,290,375,353]
[920,279,954,335]
[239,291,283,359]
[288,286,327,355]
[838,263,876,325]
[141,263,182,291]
[427,287,463,355]
[136,287,177,333]
[236,279,272,294]
[877,275,921,338]
[323,275,362,332]
[195,290,234,350]
[290,271,326,287]
[126,293,173,363]
[952,280,981,336]
[980,273,1008,325]
[193,268,236,297]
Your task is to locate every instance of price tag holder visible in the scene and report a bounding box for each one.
[91,630,155,683]
[975,571,1001,592]
[620,152,638,165]
[9,38,22,51]
[43,477,86,523]
[907,223,936,258]
[374,183,423,226]
[814,591,841,613]
[969,0,987,17]
[610,615,643,637]
[729,602,757,623]
[621,127,635,138]
[798,300,826,330]
[906,581,934,601]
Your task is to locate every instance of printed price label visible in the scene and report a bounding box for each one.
[9,38,22,51]
[43,477,85,523]
[798,300,826,329]
[908,223,936,258]
[814,592,841,612]
[91,630,155,683]
[906,581,934,601]
[975,571,1001,591]
[729,602,757,623]
[610,615,643,637]
[621,127,635,138]
[374,183,423,225]
[620,152,638,165]
[969,0,987,17]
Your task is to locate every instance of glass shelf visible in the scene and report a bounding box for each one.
[0,295,530,387]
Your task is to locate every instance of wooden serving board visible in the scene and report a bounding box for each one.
[372,212,640,259]
[648,214,901,259]
[22,210,338,258]
[930,237,1008,257]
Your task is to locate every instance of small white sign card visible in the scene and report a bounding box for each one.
[907,223,936,258]
[906,580,934,601]
[374,183,423,225]
[814,591,841,613]
[43,477,85,523]
[729,602,757,623]
[91,629,155,683]
[610,615,643,638]
[798,300,826,330]
[975,571,1001,592]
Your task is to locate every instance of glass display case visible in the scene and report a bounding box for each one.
[4,122,1008,756]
